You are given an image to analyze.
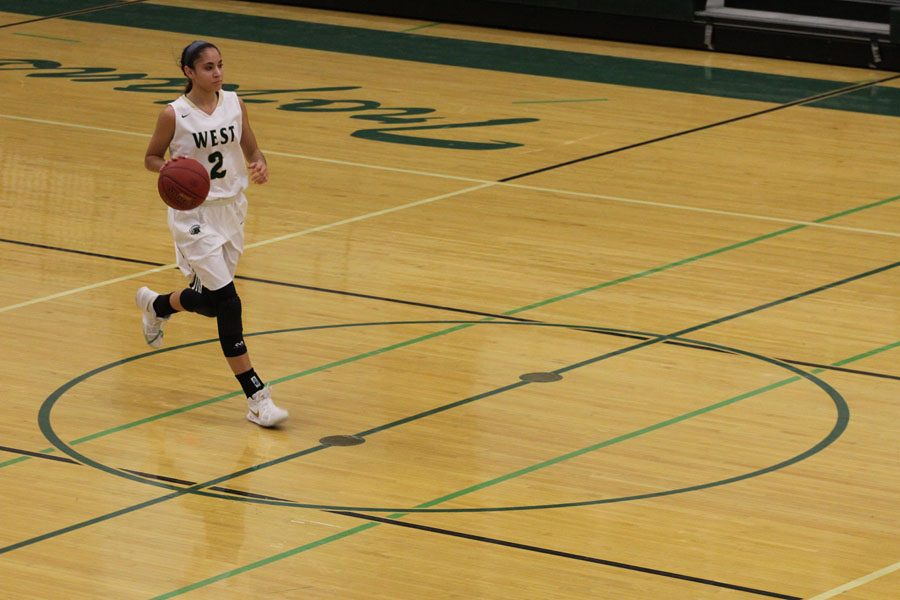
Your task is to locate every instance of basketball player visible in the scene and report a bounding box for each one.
[137,40,288,427]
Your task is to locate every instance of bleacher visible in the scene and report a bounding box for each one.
[698,0,900,67]
[250,0,900,69]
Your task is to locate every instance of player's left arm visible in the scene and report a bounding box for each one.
[239,97,268,184]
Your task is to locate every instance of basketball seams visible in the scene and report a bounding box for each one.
[160,178,199,210]
[157,158,210,210]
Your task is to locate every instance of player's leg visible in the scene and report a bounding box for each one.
[204,278,288,427]
[198,240,287,427]
[136,208,220,347]
[169,276,218,317]
[135,278,216,348]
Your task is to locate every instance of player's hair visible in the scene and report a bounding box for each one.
[180,40,219,94]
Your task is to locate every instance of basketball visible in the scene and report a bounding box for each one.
[157,157,210,210]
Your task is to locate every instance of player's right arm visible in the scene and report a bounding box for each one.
[144,105,176,173]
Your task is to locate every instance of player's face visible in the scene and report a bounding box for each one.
[186,48,223,93]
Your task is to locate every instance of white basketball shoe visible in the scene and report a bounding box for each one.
[247,386,289,427]
[135,286,169,348]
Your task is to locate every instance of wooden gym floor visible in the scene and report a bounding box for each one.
[0,1,897,598]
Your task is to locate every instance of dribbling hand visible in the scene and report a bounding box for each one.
[248,160,268,184]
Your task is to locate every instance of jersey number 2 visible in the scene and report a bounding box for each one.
[208,151,227,180]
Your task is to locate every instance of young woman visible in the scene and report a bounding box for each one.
[138,40,288,427]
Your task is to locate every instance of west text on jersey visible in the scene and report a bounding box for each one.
[192,126,238,149]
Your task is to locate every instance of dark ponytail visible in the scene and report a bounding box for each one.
[180,40,218,94]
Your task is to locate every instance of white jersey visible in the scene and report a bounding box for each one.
[168,90,248,201]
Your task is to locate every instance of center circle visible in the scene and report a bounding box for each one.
[38,320,848,513]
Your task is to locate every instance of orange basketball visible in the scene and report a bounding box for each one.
[157,157,210,210]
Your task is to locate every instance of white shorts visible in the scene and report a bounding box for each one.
[168,193,248,291]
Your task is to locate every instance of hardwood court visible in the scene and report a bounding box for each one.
[0,1,898,598]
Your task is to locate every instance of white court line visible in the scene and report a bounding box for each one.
[3,112,898,238]
[265,148,900,239]
[289,519,341,528]
[505,186,900,239]
[1,112,898,315]
[245,183,494,250]
[0,265,172,314]
[0,113,150,138]
[0,183,495,314]
[806,561,899,599]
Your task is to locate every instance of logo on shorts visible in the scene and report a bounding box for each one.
[189,224,201,235]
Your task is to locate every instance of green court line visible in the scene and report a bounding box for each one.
[505,193,899,316]
[0,324,473,469]
[504,225,802,315]
[6,0,900,116]
[9,197,900,466]
[429,383,798,503]
[18,261,891,558]
[150,521,382,600]
[71,258,896,510]
[0,447,58,468]
[1,193,896,471]
[831,340,900,366]
[3,250,894,582]
[11,32,79,42]
[6,190,894,465]
[152,337,897,598]
[0,0,893,590]
[65,323,472,447]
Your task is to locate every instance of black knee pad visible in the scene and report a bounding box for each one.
[208,283,246,357]
[180,288,217,318]
[220,332,247,357]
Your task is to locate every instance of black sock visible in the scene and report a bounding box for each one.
[236,369,265,398]
[152,293,177,318]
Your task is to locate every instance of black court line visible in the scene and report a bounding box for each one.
[330,510,801,600]
[780,359,900,381]
[0,0,147,29]
[500,73,900,182]
[0,443,292,501]
[237,274,537,322]
[242,278,733,358]
[5,259,885,559]
[0,237,162,266]
[3,236,896,380]
[0,441,797,599]
[0,17,889,596]
[3,236,896,381]
[0,444,78,464]
[120,469,294,502]
[549,261,899,377]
